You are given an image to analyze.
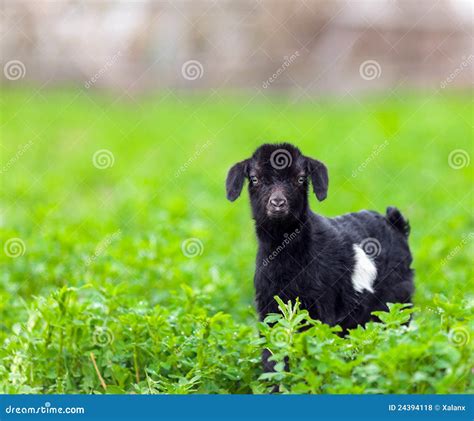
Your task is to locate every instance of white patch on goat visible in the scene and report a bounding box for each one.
[351,244,377,293]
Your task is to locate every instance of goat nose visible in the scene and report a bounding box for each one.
[270,197,287,208]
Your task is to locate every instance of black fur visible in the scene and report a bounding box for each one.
[226,143,414,371]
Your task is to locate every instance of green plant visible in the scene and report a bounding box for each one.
[257,297,472,394]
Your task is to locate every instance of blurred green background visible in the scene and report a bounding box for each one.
[2,89,471,307]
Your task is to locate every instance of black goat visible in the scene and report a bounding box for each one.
[226,143,414,370]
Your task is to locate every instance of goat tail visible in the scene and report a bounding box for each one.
[386,206,410,237]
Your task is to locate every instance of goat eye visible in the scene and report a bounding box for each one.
[298,176,306,184]
[250,176,258,185]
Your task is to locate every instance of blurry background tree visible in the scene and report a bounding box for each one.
[1,0,472,94]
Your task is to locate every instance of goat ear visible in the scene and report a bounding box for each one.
[226,159,249,202]
[306,157,328,201]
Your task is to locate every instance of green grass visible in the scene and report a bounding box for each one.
[1,88,472,394]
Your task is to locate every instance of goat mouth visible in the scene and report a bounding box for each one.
[267,208,289,218]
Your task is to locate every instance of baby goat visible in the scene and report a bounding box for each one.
[226,143,414,369]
